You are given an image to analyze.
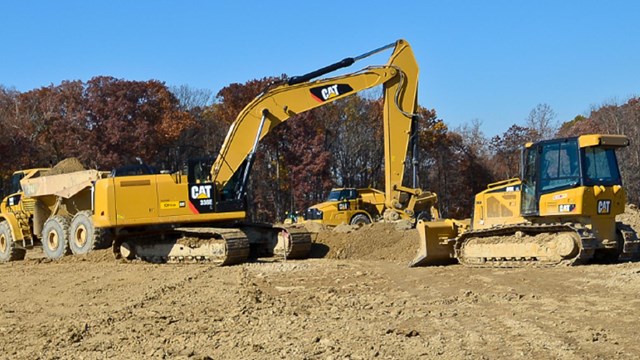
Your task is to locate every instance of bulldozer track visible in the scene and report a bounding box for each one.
[454,222,598,268]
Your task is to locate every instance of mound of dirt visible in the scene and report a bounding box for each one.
[301,221,329,233]
[48,157,86,175]
[313,222,420,262]
[617,204,640,232]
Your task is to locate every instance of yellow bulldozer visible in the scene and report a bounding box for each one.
[411,134,640,267]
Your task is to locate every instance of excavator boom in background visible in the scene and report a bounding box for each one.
[411,134,640,267]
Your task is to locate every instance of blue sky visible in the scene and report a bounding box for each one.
[1,1,638,136]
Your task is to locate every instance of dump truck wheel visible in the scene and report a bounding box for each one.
[42,216,71,260]
[69,211,101,255]
[350,214,371,226]
[0,221,26,262]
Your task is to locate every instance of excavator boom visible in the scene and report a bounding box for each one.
[212,39,419,214]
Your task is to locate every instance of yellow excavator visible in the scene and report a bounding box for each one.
[2,39,429,265]
[411,134,640,267]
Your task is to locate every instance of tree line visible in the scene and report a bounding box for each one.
[1,77,638,221]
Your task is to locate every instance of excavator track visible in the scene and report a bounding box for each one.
[454,223,598,268]
[273,226,313,259]
[113,225,312,265]
[116,228,251,266]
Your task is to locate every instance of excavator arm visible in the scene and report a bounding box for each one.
[211,39,420,214]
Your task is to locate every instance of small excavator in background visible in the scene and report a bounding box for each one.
[411,134,640,267]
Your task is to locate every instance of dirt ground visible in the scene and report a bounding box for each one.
[2,212,640,359]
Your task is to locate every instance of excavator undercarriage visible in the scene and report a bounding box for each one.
[114,225,312,265]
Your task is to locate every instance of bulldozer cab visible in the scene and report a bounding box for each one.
[521,135,627,217]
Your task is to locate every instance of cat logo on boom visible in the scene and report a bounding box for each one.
[310,84,354,103]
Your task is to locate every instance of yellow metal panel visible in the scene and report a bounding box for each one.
[113,210,246,227]
[578,134,629,148]
[155,174,191,217]
[93,178,117,228]
[472,179,524,230]
[538,186,625,218]
[111,175,158,223]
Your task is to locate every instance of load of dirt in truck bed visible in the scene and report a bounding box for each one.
[47,157,86,175]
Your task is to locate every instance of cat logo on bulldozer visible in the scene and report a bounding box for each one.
[597,200,611,214]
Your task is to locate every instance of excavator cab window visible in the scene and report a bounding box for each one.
[187,158,214,184]
[218,159,249,209]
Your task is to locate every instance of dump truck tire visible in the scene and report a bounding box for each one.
[350,214,371,226]
[42,216,71,260]
[69,211,101,255]
[0,221,26,262]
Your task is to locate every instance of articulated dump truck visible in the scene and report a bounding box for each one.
[411,134,640,268]
[0,166,111,262]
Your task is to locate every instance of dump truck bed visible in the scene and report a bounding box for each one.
[20,170,107,199]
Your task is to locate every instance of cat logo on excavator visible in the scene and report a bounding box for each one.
[190,185,212,199]
[310,84,353,102]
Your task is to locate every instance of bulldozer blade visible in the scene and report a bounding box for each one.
[409,219,458,267]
